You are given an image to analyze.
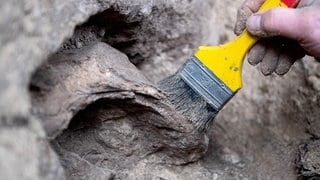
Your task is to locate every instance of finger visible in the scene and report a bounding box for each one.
[275,53,295,75]
[246,7,308,39]
[260,44,280,75]
[247,40,267,65]
[275,42,305,75]
[234,0,266,35]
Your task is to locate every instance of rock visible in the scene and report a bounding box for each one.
[298,57,320,139]
[297,140,320,179]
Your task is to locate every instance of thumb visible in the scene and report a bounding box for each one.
[246,7,305,40]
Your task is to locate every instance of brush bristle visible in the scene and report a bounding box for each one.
[158,72,218,131]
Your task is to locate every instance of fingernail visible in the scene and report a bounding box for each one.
[247,14,262,34]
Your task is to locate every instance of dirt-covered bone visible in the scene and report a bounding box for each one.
[30,42,208,177]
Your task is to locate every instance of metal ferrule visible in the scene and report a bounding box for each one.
[180,57,235,110]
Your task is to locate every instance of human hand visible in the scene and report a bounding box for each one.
[234,0,320,75]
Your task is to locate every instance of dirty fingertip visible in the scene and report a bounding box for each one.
[234,16,246,35]
[260,63,274,75]
[234,6,252,35]
[247,43,266,65]
[247,51,261,65]
[260,52,279,76]
[275,65,290,75]
[275,50,300,76]
[234,22,244,35]
[275,57,292,75]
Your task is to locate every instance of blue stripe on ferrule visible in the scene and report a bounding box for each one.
[180,57,234,110]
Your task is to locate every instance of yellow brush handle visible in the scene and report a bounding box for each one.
[195,0,293,92]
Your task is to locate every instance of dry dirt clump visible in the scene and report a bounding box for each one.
[0,0,320,179]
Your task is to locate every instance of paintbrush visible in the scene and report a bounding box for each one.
[159,0,298,131]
